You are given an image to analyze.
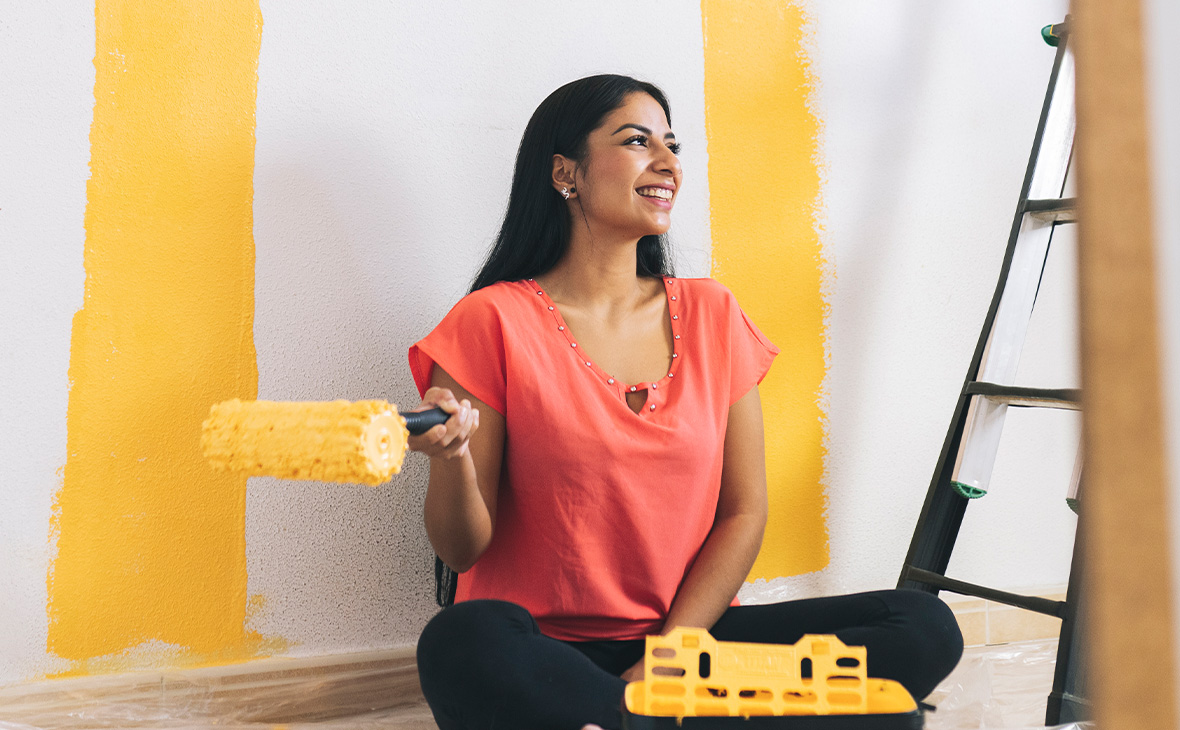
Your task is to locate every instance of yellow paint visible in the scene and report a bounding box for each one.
[701,0,829,578]
[201,399,410,485]
[49,0,265,665]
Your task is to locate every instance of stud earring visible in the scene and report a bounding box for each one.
[561,187,570,200]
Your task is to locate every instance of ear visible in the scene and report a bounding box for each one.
[551,154,578,198]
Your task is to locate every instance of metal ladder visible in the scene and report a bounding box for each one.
[895,20,1087,725]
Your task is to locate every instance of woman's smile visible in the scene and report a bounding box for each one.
[636,185,675,208]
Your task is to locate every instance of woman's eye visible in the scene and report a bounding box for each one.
[624,135,680,155]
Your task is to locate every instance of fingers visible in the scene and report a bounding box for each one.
[421,386,461,415]
[407,395,480,460]
[435,399,473,453]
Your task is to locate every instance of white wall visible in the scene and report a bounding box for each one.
[808,0,1078,600]
[0,0,1078,682]
[0,5,93,681]
[1143,0,1180,703]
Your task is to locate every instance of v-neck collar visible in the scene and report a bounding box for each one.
[526,277,684,415]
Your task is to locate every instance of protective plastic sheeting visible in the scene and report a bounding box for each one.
[926,638,1089,730]
[0,640,1092,730]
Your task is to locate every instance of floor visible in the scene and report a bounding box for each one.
[0,638,1089,730]
[923,639,1083,730]
[331,639,1087,730]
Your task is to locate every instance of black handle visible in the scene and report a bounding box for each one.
[399,407,451,436]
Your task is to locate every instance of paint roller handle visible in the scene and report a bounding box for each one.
[399,407,451,436]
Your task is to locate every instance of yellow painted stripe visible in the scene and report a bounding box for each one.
[49,0,265,667]
[702,0,828,579]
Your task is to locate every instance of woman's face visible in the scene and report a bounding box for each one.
[573,92,683,239]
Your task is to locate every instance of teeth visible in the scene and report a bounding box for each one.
[638,187,673,200]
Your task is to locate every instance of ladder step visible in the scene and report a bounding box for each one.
[1024,196,1077,223]
[903,567,1068,618]
[965,381,1081,410]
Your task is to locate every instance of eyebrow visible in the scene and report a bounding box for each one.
[611,123,676,139]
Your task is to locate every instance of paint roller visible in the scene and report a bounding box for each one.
[201,399,449,486]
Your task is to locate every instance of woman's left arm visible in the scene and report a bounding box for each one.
[621,386,769,680]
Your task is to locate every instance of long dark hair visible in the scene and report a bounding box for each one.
[470,74,676,293]
[434,75,677,608]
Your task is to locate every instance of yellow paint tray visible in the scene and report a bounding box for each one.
[623,628,923,729]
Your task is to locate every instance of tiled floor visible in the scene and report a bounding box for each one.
[0,639,1087,730]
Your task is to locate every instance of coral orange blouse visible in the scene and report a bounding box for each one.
[409,277,778,641]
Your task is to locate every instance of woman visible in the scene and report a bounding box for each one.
[406,75,962,730]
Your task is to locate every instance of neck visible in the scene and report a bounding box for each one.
[539,222,650,307]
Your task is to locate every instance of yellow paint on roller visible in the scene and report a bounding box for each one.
[201,399,411,485]
[49,0,265,665]
[701,0,828,579]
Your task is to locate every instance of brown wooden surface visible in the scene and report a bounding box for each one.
[1073,1,1178,728]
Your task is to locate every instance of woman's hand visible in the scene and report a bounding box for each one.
[407,387,480,459]
[620,658,645,683]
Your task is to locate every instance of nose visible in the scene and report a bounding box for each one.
[654,141,682,178]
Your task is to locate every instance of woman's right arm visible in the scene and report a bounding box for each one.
[407,366,504,573]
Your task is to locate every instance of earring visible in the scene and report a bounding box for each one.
[561,187,570,200]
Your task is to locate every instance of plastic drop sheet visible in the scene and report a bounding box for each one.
[0,640,1091,730]
[924,639,1090,730]
[0,652,436,730]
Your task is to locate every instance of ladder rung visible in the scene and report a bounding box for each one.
[965,381,1081,410]
[903,567,1068,618]
[1024,197,1077,223]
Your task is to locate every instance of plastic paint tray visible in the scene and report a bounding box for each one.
[622,628,924,729]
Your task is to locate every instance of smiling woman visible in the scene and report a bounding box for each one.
[403,74,962,730]
[469,76,677,292]
[553,97,683,240]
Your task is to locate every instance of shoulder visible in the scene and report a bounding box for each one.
[446,280,534,321]
[673,277,774,346]
[670,276,740,309]
[460,279,533,306]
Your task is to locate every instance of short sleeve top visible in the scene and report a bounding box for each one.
[408,276,778,641]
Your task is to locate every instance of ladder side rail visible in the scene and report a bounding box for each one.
[1046,477,1088,724]
[951,45,1076,497]
[898,399,973,590]
[898,31,1073,588]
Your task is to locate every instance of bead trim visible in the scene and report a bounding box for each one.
[530,277,682,415]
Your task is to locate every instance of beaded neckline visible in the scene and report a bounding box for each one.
[527,277,683,412]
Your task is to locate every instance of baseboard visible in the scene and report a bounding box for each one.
[0,646,423,726]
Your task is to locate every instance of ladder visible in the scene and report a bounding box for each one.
[896,20,1087,725]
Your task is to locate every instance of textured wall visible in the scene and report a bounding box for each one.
[0,2,92,682]
[784,0,1079,602]
[244,1,712,653]
[1,0,1078,684]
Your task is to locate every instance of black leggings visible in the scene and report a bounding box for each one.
[416,590,963,730]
